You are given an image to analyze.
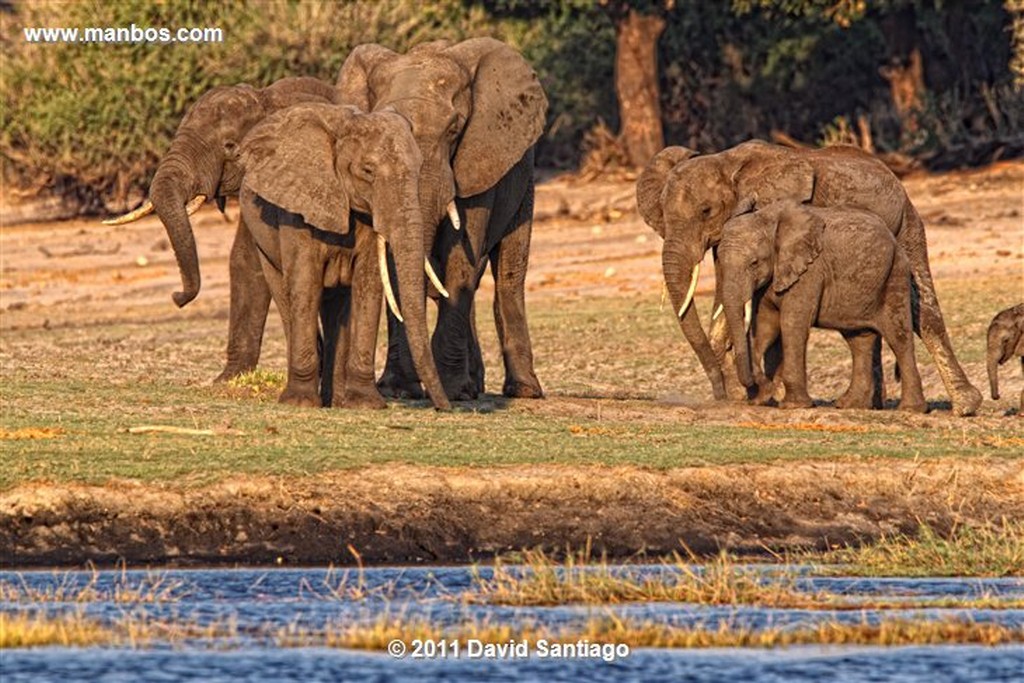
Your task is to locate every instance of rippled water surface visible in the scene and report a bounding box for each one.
[2,567,1022,682]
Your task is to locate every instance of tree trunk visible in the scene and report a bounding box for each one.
[614,8,666,168]
[879,7,927,141]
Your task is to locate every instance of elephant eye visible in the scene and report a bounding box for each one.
[223,140,238,155]
[356,163,375,182]
[701,205,713,218]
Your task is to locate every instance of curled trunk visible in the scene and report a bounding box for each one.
[378,181,451,410]
[662,238,725,399]
[149,134,220,308]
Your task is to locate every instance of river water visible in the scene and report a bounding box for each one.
[2,566,1022,682]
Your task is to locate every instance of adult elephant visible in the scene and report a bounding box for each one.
[636,140,982,416]
[238,103,450,410]
[105,77,336,381]
[336,38,548,401]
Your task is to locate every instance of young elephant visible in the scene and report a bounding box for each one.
[239,103,450,410]
[716,203,926,412]
[986,303,1024,411]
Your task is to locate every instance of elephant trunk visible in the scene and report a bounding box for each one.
[662,238,726,399]
[722,285,755,389]
[987,331,1002,400]
[149,133,222,308]
[378,179,451,411]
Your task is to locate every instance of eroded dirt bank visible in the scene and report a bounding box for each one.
[2,459,1021,568]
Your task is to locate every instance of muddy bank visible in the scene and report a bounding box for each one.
[1,459,1021,568]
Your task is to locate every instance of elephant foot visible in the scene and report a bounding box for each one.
[213,362,256,384]
[377,369,425,400]
[898,398,928,414]
[951,383,982,417]
[779,395,813,410]
[751,380,776,406]
[503,375,544,399]
[444,375,480,402]
[278,386,322,408]
[835,389,874,410]
[337,385,387,410]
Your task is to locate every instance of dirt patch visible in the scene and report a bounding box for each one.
[2,459,1020,568]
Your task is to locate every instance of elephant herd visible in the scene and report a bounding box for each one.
[106,38,1020,416]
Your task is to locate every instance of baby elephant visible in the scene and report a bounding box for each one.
[716,202,926,412]
[986,303,1024,412]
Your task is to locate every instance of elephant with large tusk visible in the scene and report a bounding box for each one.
[238,103,450,410]
[637,140,983,416]
[103,76,337,381]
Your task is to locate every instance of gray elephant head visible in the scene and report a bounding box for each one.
[336,38,548,242]
[636,140,814,398]
[986,303,1024,400]
[715,203,800,388]
[105,77,336,308]
[240,103,449,410]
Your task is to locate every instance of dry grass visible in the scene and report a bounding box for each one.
[467,547,1024,609]
[810,521,1024,578]
[0,612,116,648]
[297,615,1024,650]
[0,568,187,604]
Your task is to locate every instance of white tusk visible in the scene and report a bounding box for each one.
[102,199,154,225]
[676,263,700,319]
[424,258,449,299]
[744,299,753,332]
[378,235,404,323]
[447,200,461,231]
[712,303,724,321]
[185,194,207,216]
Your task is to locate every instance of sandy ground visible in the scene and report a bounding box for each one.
[1,162,1022,567]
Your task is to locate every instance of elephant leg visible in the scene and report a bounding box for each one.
[434,282,481,401]
[215,218,272,383]
[467,299,485,396]
[377,309,426,399]
[320,286,349,407]
[903,211,981,415]
[490,202,543,399]
[341,240,385,409]
[277,231,323,408]
[778,298,817,409]
[750,305,781,405]
[836,331,882,410]
[879,267,927,413]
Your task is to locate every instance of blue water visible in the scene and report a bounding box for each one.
[2,567,1022,682]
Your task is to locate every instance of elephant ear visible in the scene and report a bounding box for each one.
[636,146,699,237]
[773,206,825,294]
[732,150,815,215]
[445,38,548,197]
[336,43,397,111]
[241,105,355,235]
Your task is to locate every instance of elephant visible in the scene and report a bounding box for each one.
[986,303,1024,412]
[336,38,548,401]
[237,103,450,411]
[715,202,926,412]
[636,140,983,416]
[104,76,337,382]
